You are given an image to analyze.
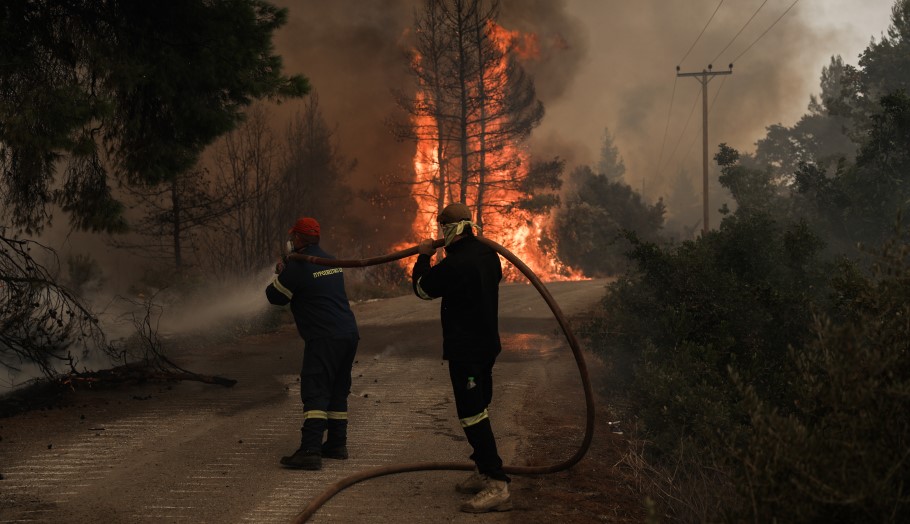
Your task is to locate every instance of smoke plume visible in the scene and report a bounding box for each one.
[269,0,893,227]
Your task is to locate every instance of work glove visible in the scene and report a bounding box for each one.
[417,239,436,256]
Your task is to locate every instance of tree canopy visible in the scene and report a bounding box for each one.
[0,0,309,234]
[554,164,664,276]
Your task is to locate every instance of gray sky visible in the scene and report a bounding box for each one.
[533,0,896,200]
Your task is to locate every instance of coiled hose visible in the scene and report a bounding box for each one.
[286,237,595,523]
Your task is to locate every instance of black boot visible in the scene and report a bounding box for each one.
[280,448,322,470]
[321,443,348,460]
[322,418,348,459]
[282,417,327,469]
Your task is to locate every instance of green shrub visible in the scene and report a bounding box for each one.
[589,211,830,454]
[731,230,910,522]
[554,165,665,276]
[587,221,910,520]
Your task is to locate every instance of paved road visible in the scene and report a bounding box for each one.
[0,279,609,523]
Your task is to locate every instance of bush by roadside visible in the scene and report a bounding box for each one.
[581,220,910,521]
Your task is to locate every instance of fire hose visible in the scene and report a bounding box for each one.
[286,236,595,523]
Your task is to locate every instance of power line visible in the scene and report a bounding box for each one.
[655,76,678,176]
[678,1,800,167]
[711,0,769,65]
[731,0,801,63]
[665,0,801,233]
[678,0,725,66]
[661,87,701,175]
[656,0,726,179]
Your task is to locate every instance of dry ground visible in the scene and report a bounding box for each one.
[0,279,647,523]
[507,352,646,524]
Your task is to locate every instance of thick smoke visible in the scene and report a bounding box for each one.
[270,0,587,237]
[498,0,589,101]
[270,0,418,239]
[530,0,893,217]
[270,0,893,229]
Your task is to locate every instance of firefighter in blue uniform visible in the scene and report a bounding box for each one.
[412,202,512,513]
[266,217,359,470]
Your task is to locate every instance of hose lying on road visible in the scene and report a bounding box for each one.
[286,237,595,523]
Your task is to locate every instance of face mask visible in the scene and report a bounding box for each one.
[286,240,294,254]
[441,220,478,247]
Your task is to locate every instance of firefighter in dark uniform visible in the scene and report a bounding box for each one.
[266,217,359,471]
[411,202,512,513]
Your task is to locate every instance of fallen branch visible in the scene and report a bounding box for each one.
[58,362,236,388]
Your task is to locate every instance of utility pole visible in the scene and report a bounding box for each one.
[677,64,732,234]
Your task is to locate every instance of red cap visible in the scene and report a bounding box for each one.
[288,217,320,236]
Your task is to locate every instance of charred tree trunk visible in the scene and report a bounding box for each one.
[473,7,491,230]
[428,0,451,236]
[453,0,474,203]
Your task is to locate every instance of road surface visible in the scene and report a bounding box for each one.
[0,279,609,523]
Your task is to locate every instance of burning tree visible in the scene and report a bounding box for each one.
[392,0,454,222]
[468,16,549,231]
[394,0,566,278]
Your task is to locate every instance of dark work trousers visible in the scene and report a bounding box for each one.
[299,335,359,453]
[448,358,510,482]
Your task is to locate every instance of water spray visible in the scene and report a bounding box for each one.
[286,237,595,522]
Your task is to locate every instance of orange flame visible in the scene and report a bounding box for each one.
[488,22,540,60]
[400,22,585,282]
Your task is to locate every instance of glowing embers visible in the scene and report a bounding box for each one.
[500,332,564,359]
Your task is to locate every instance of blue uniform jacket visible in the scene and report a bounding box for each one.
[266,244,359,342]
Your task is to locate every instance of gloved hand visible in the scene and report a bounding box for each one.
[417,239,436,256]
[275,259,286,274]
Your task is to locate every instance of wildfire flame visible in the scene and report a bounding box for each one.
[400,21,585,282]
